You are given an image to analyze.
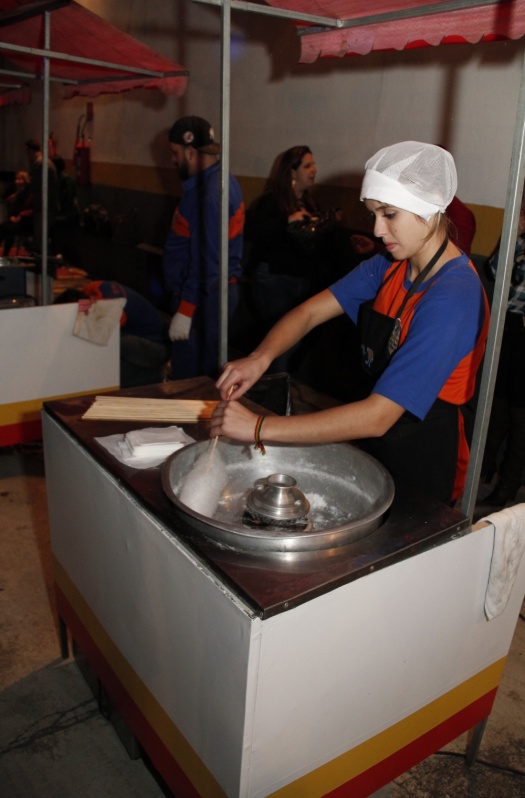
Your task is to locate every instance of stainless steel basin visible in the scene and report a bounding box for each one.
[162,439,394,554]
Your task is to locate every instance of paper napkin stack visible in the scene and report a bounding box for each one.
[95,426,195,468]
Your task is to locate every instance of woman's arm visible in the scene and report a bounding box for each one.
[216,289,344,400]
[210,392,405,445]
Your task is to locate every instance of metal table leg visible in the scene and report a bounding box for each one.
[58,615,69,659]
[466,718,488,766]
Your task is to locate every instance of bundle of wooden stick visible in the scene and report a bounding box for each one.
[82,395,217,423]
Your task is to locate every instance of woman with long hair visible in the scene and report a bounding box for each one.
[248,145,336,371]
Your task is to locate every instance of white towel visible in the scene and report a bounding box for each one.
[73,298,126,346]
[480,504,525,620]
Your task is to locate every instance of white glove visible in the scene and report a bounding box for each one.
[169,312,192,341]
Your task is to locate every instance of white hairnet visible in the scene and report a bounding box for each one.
[360,141,458,221]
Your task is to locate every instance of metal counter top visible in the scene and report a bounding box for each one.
[43,377,471,618]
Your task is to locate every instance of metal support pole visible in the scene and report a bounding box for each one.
[192,0,341,27]
[218,0,231,371]
[41,10,51,305]
[461,48,525,519]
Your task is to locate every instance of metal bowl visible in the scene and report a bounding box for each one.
[162,439,394,555]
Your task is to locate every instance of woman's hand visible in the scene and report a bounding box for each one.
[216,352,269,400]
[210,399,258,442]
[288,209,310,224]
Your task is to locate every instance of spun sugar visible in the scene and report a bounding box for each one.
[179,448,229,517]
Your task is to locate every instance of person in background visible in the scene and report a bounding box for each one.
[212,142,489,506]
[480,191,525,506]
[51,156,80,261]
[25,137,59,251]
[246,144,373,380]
[248,146,331,327]
[52,156,79,221]
[0,170,33,256]
[54,281,170,388]
[248,145,344,372]
[162,115,245,380]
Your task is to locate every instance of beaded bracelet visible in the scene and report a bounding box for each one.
[254,415,266,455]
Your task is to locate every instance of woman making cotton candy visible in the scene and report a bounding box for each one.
[212,142,489,505]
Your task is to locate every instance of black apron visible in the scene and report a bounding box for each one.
[357,238,462,504]
[359,400,461,505]
[358,237,448,378]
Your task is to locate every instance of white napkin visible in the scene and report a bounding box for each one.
[480,504,525,620]
[95,426,195,468]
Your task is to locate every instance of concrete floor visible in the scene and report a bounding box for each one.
[1,442,524,798]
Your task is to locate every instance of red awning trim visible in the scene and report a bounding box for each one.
[0,0,188,98]
[61,76,185,99]
[262,0,525,62]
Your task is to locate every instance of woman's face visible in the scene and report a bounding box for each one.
[292,152,317,194]
[365,199,430,261]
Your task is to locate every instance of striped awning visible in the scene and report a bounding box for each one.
[262,0,525,62]
[0,0,188,100]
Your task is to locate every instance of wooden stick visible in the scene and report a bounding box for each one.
[82,395,217,423]
[206,385,234,467]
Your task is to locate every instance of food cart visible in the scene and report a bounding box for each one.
[26,3,525,795]
[42,377,525,798]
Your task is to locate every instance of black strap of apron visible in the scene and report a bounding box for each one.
[392,236,449,319]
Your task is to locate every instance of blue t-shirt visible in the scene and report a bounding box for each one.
[330,252,487,419]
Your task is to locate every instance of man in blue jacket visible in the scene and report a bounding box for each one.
[163,115,245,379]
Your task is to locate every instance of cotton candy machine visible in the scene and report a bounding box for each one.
[162,439,395,555]
[244,473,311,528]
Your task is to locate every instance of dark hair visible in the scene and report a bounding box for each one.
[25,138,41,153]
[268,145,317,215]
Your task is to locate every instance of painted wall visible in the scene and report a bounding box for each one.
[1,0,524,254]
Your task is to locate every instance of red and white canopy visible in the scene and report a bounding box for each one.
[263,0,525,62]
[0,0,188,103]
